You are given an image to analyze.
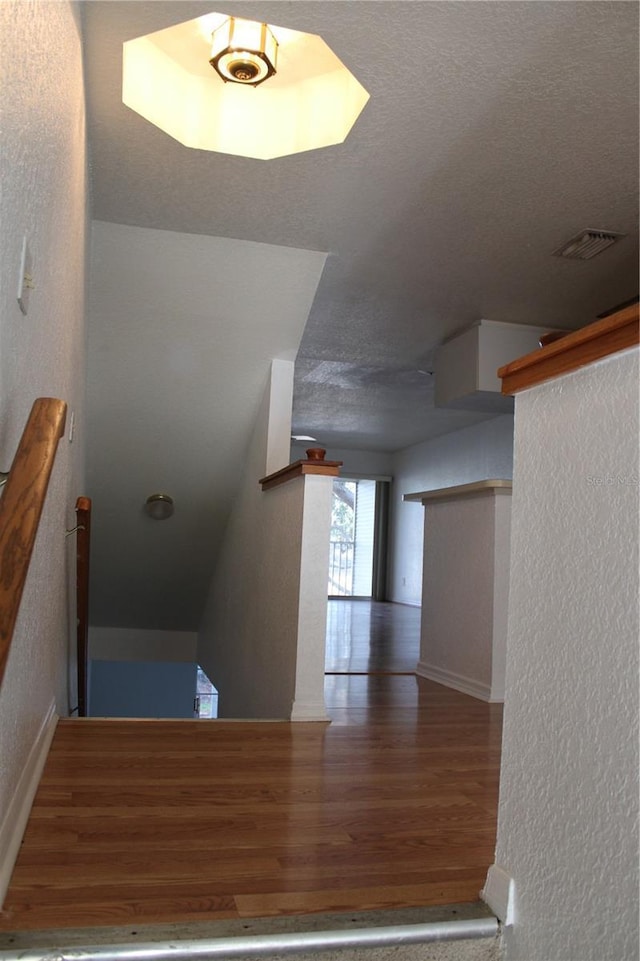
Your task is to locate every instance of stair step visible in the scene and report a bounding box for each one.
[0,929,499,961]
[0,905,500,961]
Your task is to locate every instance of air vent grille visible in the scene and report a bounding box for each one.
[554,229,625,261]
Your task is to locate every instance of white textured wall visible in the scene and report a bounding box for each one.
[291,474,333,721]
[495,348,639,961]
[389,416,514,604]
[418,491,510,702]
[198,361,331,720]
[0,0,87,836]
[88,627,197,663]
[267,360,297,476]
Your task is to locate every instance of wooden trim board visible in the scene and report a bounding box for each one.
[498,302,639,395]
[260,458,342,491]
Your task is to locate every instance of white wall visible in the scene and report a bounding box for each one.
[291,473,333,721]
[199,361,331,720]
[490,493,511,703]
[89,660,197,719]
[87,223,326,632]
[89,627,197,663]
[389,415,514,604]
[0,0,87,881]
[494,348,639,961]
[418,489,510,702]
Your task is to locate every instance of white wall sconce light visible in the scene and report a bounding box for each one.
[209,17,278,86]
[144,493,174,520]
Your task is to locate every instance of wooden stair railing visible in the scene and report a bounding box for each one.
[74,496,91,716]
[0,398,67,687]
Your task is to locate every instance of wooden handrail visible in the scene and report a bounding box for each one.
[499,302,639,395]
[75,496,91,717]
[0,398,67,687]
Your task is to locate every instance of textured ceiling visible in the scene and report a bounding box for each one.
[82,0,639,453]
[80,1,639,628]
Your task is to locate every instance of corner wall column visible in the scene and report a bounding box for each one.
[260,450,342,721]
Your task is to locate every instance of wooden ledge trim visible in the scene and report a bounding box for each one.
[498,303,639,395]
[260,458,342,491]
[0,398,67,686]
[404,479,512,504]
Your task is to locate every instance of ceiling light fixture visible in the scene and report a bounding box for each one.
[122,13,369,159]
[145,493,174,520]
[209,17,278,86]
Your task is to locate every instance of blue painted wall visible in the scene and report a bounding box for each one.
[89,659,197,718]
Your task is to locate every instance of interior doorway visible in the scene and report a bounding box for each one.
[328,478,389,599]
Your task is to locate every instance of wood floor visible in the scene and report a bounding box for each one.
[325,599,420,674]
[0,602,502,933]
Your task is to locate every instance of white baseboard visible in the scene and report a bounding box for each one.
[481,863,516,925]
[416,661,494,702]
[290,700,330,722]
[0,699,58,905]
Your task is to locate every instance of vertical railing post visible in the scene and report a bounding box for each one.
[75,496,91,716]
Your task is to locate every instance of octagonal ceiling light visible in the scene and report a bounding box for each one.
[122,12,370,160]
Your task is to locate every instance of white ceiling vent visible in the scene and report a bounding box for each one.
[554,229,625,261]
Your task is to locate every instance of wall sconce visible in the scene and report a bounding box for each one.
[209,17,278,86]
[145,493,174,520]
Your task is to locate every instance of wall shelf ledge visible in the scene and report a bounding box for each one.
[404,479,512,504]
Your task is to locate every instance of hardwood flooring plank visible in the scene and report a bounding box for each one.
[0,604,503,932]
[1,896,239,929]
[235,876,486,918]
